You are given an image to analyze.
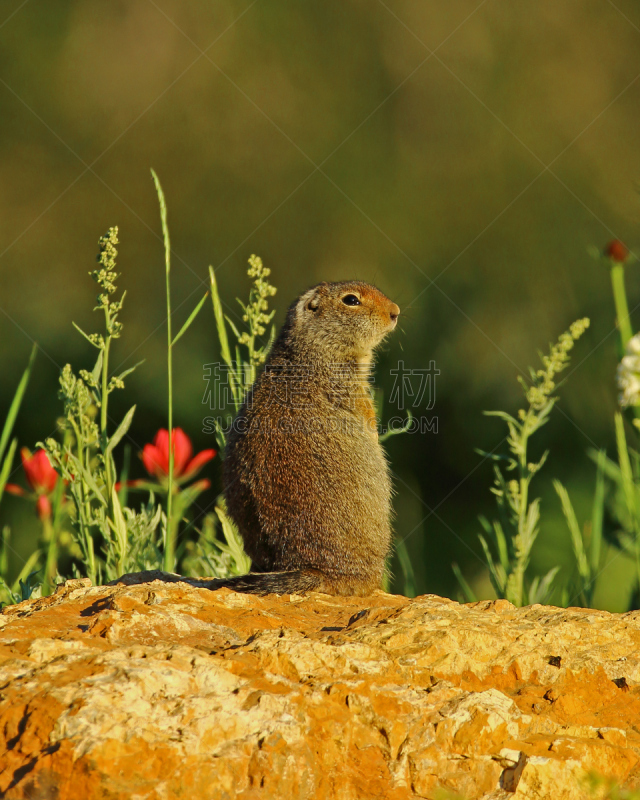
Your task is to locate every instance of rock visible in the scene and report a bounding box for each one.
[0,576,639,799]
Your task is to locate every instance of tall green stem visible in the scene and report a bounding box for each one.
[506,419,531,608]
[152,171,176,572]
[42,515,56,595]
[42,477,66,593]
[71,418,96,585]
[101,333,112,493]
[611,264,633,352]
[611,262,640,430]
[165,259,175,571]
[612,262,640,603]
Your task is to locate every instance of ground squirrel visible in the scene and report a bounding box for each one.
[217,280,400,596]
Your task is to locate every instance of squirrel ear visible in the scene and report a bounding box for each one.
[298,287,321,314]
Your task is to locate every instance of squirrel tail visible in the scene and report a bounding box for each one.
[209,569,323,596]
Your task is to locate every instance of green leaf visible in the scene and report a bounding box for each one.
[0,438,18,503]
[493,520,510,572]
[266,323,277,353]
[18,570,41,602]
[209,267,233,366]
[105,405,136,459]
[452,562,477,603]
[528,566,560,605]
[78,461,108,507]
[483,409,519,426]
[175,480,209,511]
[554,479,589,583]
[121,480,163,494]
[615,412,638,524]
[117,444,132,508]
[72,321,101,349]
[172,291,209,347]
[11,549,42,594]
[0,526,10,577]
[523,499,541,554]
[216,503,251,574]
[226,316,241,340]
[91,349,104,386]
[109,486,128,574]
[478,533,506,597]
[213,418,228,453]
[474,448,515,465]
[395,537,416,597]
[528,450,549,474]
[0,343,36,465]
[537,397,556,417]
[113,360,144,383]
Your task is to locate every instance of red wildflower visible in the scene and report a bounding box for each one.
[141,428,215,484]
[21,448,58,493]
[605,240,629,263]
[5,448,59,521]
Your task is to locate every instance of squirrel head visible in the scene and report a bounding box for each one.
[283,281,399,365]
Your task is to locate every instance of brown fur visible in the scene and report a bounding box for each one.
[218,281,400,596]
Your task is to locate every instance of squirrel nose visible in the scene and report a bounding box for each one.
[389,303,400,323]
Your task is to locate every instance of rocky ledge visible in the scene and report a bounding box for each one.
[0,575,639,799]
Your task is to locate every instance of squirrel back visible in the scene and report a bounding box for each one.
[219,280,400,596]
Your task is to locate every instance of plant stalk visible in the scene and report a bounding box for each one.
[611,263,633,352]
[42,515,56,595]
[152,171,176,572]
[101,332,112,493]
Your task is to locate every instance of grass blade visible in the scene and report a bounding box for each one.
[11,549,42,593]
[225,315,241,339]
[554,479,589,582]
[0,343,36,465]
[209,267,233,366]
[0,526,9,577]
[151,169,176,572]
[0,438,18,503]
[478,533,506,597]
[591,449,606,574]
[172,291,209,347]
[615,413,637,523]
[528,566,560,605]
[493,520,510,573]
[395,537,416,597]
[452,562,477,603]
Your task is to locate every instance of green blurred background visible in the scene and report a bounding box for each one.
[1,0,640,607]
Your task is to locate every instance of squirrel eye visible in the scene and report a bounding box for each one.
[342,294,361,306]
